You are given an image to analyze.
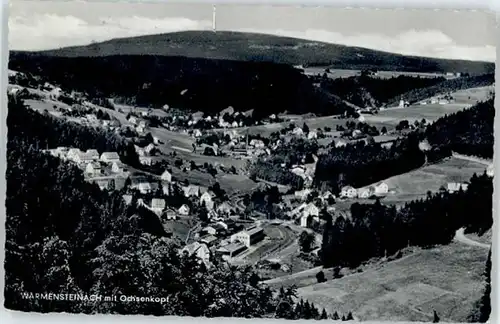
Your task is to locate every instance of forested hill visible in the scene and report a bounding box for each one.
[18,31,494,74]
[8,52,353,118]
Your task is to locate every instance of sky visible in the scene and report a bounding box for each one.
[8,1,497,62]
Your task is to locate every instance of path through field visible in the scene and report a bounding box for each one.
[454,228,490,249]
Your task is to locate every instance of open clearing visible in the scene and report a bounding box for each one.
[295,242,488,322]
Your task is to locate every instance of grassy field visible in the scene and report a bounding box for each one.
[447,86,494,104]
[296,242,489,322]
[375,157,487,205]
[303,68,454,80]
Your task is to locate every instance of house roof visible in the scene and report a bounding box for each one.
[200,235,218,244]
[101,152,120,160]
[245,226,264,236]
[217,242,246,253]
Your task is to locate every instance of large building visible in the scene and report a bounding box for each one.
[230,226,264,248]
[216,242,247,258]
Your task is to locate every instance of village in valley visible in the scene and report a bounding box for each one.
[7,65,494,274]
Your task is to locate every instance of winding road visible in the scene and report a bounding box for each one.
[453,228,490,249]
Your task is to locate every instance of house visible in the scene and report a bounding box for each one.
[144,143,155,155]
[374,182,389,195]
[75,151,95,165]
[291,167,307,179]
[292,127,304,136]
[86,149,100,160]
[66,148,82,162]
[447,182,469,193]
[94,179,111,191]
[183,185,201,198]
[216,202,233,216]
[307,131,318,140]
[216,242,247,259]
[193,129,203,138]
[161,170,172,183]
[100,152,120,163]
[202,226,218,236]
[215,221,229,231]
[140,156,153,166]
[128,116,138,125]
[200,234,218,247]
[135,145,146,156]
[178,204,190,216]
[153,136,160,145]
[85,162,102,177]
[358,186,375,199]
[487,164,494,177]
[200,192,215,210]
[231,121,239,128]
[151,198,166,210]
[131,182,152,194]
[49,87,62,100]
[294,188,312,201]
[180,242,211,265]
[250,139,265,149]
[111,161,128,174]
[122,194,133,205]
[230,226,265,248]
[340,186,357,199]
[162,183,170,196]
[164,209,177,220]
[334,139,347,148]
[300,214,319,227]
[302,202,320,218]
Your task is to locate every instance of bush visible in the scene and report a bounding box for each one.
[316,271,327,283]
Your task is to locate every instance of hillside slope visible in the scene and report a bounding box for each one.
[14,31,494,75]
[8,53,354,118]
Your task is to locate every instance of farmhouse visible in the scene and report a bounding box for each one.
[132,182,152,194]
[302,202,320,218]
[183,185,201,198]
[144,143,155,155]
[100,152,120,163]
[75,151,96,165]
[216,242,247,259]
[294,188,312,201]
[161,170,172,183]
[487,164,494,177]
[216,202,233,216]
[200,234,218,247]
[200,192,215,210]
[85,162,102,177]
[122,194,133,205]
[180,242,211,265]
[164,209,177,220]
[447,182,469,193]
[111,161,128,174]
[178,204,190,216]
[374,182,389,195]
[139,156,153,166]
[292,127,304,136]
[150,198,166,215]
[135,145,145,156]
[340,186,358,199]
[358,186,375,199]
[86,149,100,160]
[230,226,264,248]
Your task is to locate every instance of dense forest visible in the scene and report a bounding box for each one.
[5,97,347,318]
[319,73,445,107]
[314,98,494,192]
[320,171,493,269]
[384,73,494,106]
[8,53,353,119]
[28,31,495,75]
[425,99,494,159]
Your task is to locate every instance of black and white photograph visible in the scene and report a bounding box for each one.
[4,1,496,322]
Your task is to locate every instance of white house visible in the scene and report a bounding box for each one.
[100,152,120,163]
[447,182,469,193]
[250,139,265,149]
[202,226,218,236]
[178,204,191,216]
[200,192,215,210]
[85,162,102,177]
[216,202,232,216]
[111,161,127,174]
[122,194,133,205]
[180,242,211,265]
[307,131,318,140]
[66,148,83,162]
[300,214,319,227]
[292,127,304,136]
[135,145,146,157]
[358,186,375,199]
[374,182,389,195]
[302,202,319,218]
[161,170,172,183]
[487,164,494,177]
[49,87,62,100]
[128,116,138,125]
[294,188,312,201]
[183,185,201,198]
[74,151,95,165]
[86,149,100,160]
[193,129,203,138]
[140,156,153,166]
[340,186,358,199]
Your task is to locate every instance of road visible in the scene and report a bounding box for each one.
[451,152,492,167]
[454,228,490,249]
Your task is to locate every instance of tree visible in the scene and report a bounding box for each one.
[346,311,354,321]
[381,126,387,134]
[332,311,340,320]
[303,122,310,134]
[298,231,315,253]
[316,271,326,283]
[433,310,440,323]
[321,308,328,319]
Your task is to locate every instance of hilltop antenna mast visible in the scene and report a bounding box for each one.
[212,4,217,33]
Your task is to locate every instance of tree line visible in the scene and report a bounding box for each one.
[8,53,354,119]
